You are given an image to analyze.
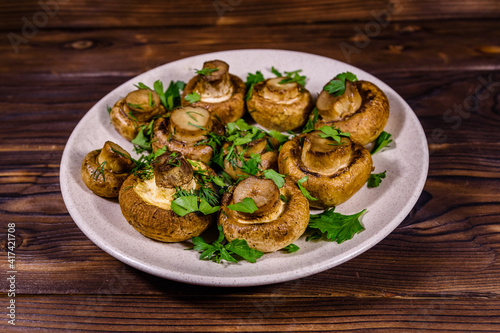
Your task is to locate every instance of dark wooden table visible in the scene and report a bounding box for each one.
[1,0,500,331]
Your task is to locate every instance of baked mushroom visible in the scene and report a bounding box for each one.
[222,136,280,180]
[81,141,134,198]
[315,79,389,145]
[182,60,246,125]
[218,176,309,252]
[278,130,373,209]
[119,151,216,242]
[110,88,166,141]
[151,106,223,164]
[247,77,314,131]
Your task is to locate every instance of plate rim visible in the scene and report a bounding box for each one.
[60,49,429,287]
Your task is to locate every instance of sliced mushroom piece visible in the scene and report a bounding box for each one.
[152,152,194,188]
[219,176,309,252]
[278,131,372,209]
[315,80,389,145]
[151,106,220,164]
[247,77,313,131]
[110,88,166,141]
[182,60,246,125]
[81,141,134,198]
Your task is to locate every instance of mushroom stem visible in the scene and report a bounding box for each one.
[152,152,194,188]
[316,80,362,121]
[300,132,353,175]
[125,89,162,122]
[196,60,233,103]
[169,106,212,142]
[232,177,280,219]
[97,141,134,173]
[262,77,300,101]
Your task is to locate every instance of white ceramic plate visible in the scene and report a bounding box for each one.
[60,49,428,287]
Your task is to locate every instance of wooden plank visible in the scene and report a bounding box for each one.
[2,19,500,75]
[2,295,500,332]
[0,0,499,30]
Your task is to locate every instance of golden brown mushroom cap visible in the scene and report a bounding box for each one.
[247,77,313,131]
[110,89,166,141]
[119,157,216,242]
[315,80,389,145]
[218,176,309,252]
[182,60,246,125]
[81,141,134,198]
[278,131,373,209]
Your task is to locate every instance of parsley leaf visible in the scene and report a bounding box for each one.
[245,71,265,101]
[282,243,300,253]
[280,69,306,86]
[267,130,290,144]
[196,67,219,76]
[271,66,282,77]
[307,208,366,244]
[318,125,351,144]
[164,80,185,110]
[367,171,386,188]
[131,119,155,153]
[239,153,261,176]
[297,176,318,201]
[185,92,201,103]
[227,197,258,213]
[324,71,358,96]
[371,131,393,154]
[190,225,263,263]
[171,195,220,217]
[106,105,112,114]
[302,107,319,133]
[263,169,286,188]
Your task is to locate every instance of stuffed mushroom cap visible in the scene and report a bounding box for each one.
[182,60,246,125]
[119,152,216,242]
[218,176,309,252]
[278,131,372,209]
[110,88,166,141]
[247,77,313,131]
[81,141,134,198]
[315,80,389,145]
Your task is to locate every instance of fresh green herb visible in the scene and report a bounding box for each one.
[131,119,155,153]
[280,194,288,203]
[318,125,351,144]
[134,82,151,90]
[106,105,112,114]
[191,225,263,263]
[302,107,319,133]
[245,71,265,101]
[148,91,154,107]
[263,169,286,188]
[267,130,290,144]
[171,195,220,217]
[367,171,386,188]
[91,161,107,181]
[196,67,219,76]
[307,208,366,244]
[163,80,185,110]
[371,131,393,154]
[280,69,306,86]
[271,66,282,77]
[227,197,258,213]
[324,72,358,96]
[185,92,201,103]
[239,153,261,176]
[282,244,300,253]
[127,103,144,110]
[297,176,318,201]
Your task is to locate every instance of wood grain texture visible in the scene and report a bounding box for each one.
[2,20,500,76]
[0,0,499,30]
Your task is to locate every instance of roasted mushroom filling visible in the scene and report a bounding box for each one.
[278,130,373,209]
[219,176,309,252]
[110,88,166,141]
[182,60,246,125]
[81,141,134,198]
[315,80,389,145]
[247,76,313,131]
